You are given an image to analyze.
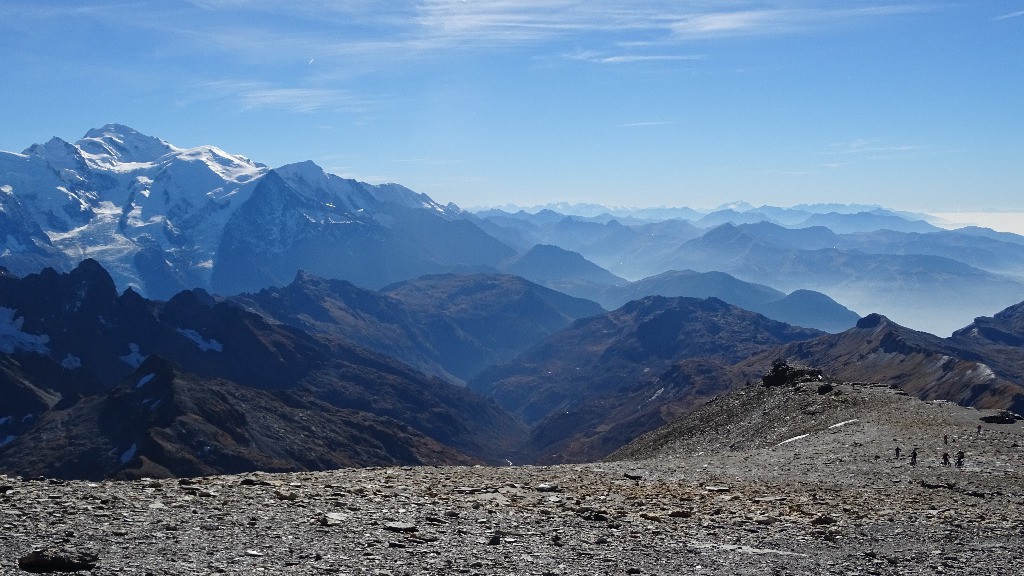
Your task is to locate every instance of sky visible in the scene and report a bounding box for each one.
[2,1,1022,213]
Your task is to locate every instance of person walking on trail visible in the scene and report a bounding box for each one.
[956,451,964,468]
[895,446,901,459]
[942,452,950,466]
[910,448,918,466]
[944,434,948,445]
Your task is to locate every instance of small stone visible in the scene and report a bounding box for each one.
[274,490,298,501]
[624,470,645,481]
[245,550,265,557]
[319,512,348,527]
[627,568,642,574]
[487,534,502,545]
[384,522,418,533]
[810,515,838,525]
[535,483,560,493]
[668,510,692,518]
[753,515,777,525]
[704,485,730,492]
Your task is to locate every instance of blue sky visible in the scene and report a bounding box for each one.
[2,1,1022,212]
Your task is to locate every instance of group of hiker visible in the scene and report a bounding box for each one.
[895,428,974,467]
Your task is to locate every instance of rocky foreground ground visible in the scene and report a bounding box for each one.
[2,382,1023,575]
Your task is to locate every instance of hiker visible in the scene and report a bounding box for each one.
[943,434,948,445]
[942,452,950,466]
[910,448,918,466]
[895,446,901,459]
[956,451,964,468]
[978,424,982,434]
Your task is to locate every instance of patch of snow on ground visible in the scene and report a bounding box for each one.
[0,416,11,426]
[61,353,82,370]
[177,328,223,352]
[774,434,809,447]
[120,343,146,368]
[0,185,12,194]
[648,387,665,402]
[120,443,137,464]
[828,419,859,429]
[968,364,995,381]
[136,373,155,389]
[0,435,16,448]
[0,307,50,354]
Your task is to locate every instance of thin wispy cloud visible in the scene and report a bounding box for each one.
[568,50,703,64]
[617,120,679,128]
[995,10,1024,20]
[671,5,928,38]
[191,80,382,114]
[828,139,927,155]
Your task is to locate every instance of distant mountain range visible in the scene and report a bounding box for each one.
[2,125,1024,480]
[4,125,1021,336]
[2,258,1022,478]
[474,210,1024,335]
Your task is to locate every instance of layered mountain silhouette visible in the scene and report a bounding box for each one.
[233,271,603,384]
[476,210,1024,335]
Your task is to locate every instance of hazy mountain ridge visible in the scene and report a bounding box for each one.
[232,271,604,384]
[474,207,1024,335]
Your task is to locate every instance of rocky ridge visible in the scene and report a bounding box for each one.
[3,368,1022,575]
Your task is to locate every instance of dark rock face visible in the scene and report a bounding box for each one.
[0,260,525,479]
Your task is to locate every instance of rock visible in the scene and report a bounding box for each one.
[383,522,417,533]
[810,515,838,525]
[624,470,646,481]
[18,548,99,573]
[319,512,348,527]
[535,483,560,492]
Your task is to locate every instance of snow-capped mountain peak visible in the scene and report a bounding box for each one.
[76,124,179,170]
[1,124,490,300]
